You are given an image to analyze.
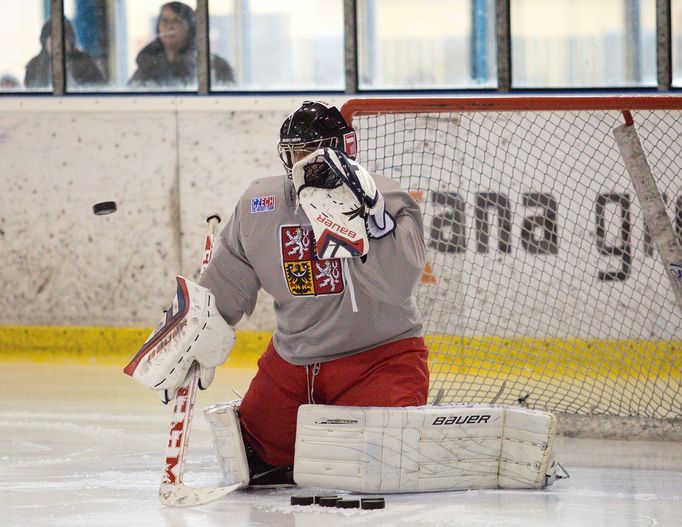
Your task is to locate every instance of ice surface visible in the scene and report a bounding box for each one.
[2,363,681,527]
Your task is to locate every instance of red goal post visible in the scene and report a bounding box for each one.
[340,96,682,426]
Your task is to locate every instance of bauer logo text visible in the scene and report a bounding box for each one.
[316,213,358,238]
[432,414,491,425]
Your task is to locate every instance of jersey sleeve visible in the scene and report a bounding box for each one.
[347,179,426,305]
[199,200,261,326]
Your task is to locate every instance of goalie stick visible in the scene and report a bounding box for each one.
[158,214,241,507]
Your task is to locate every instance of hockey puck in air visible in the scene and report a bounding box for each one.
[336,499,360,509]
[290,495,314,506]
[93,201,117,215]
[318,496,342,507]
[361,497,385,510]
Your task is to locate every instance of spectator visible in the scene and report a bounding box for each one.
[0,74,21,90]
[129,2,234,88]
[24,18,105,89]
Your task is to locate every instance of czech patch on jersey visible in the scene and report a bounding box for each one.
[280,225,344,296]
[251,195,275,213]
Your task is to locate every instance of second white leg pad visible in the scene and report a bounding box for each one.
[294,403,558,493]
[204,401,250,488]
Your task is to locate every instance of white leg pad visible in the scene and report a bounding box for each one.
[294,404,560,493]
[203,401,250,488]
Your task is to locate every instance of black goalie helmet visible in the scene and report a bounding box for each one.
[278,101,357,175]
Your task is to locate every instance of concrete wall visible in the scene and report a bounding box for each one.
[0,96,344,329]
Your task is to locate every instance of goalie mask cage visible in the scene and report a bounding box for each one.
[341,97,682,432]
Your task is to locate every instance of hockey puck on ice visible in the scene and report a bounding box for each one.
[318,496,342,507]
[335,499,360,509]
[361,497,385,510]
[93,201,117,215]
[290,495,315,506]
[314,495,337,504]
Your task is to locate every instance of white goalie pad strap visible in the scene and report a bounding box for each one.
[124,276,236,396]
[292,148,369,259]
[294,404,559,493]
[204,401,250,488]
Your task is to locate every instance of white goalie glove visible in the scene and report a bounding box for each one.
[124,276,236,404]
[292,147,396,259]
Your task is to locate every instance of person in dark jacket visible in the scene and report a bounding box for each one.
[129,2,234,88]
[24,18,105,89]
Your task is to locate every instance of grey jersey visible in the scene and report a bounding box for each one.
[200,174,425,365]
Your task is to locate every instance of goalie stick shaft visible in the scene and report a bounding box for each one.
[159,214,238,507]
[161,364,200,486]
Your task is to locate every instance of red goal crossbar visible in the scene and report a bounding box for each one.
[340,95,682,122]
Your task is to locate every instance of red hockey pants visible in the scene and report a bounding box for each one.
[238,337,429,468]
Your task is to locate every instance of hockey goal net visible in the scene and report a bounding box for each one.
[341,96,682,425]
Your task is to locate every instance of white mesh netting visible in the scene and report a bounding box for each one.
[349,102,681,420]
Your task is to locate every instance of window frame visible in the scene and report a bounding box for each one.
[10,0,679,95]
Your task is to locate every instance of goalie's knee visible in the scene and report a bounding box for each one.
[204,401,250,488]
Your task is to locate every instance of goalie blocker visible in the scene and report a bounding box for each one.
[205,402,566,493]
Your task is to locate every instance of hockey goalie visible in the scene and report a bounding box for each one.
[125,100,565,502]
